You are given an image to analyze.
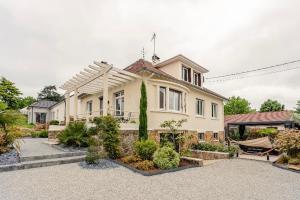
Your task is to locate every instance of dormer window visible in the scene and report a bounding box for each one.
[194,72,201,87]
[182,65,191,82]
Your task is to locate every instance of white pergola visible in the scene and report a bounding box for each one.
[60,61,141,124]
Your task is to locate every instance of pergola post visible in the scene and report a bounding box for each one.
[102,69,109,116]
[74,88,78,120]
[65,92,70,125]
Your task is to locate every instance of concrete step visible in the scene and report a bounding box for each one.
[0,155,85,172]
[20,151,86,162]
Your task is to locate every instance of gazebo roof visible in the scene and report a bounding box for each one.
[60,61,141,94]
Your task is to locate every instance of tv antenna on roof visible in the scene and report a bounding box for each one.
[151,32,160,64]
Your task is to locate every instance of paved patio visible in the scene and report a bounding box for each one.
[0,159,299,200]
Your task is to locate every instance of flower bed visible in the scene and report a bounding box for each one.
[113,157,201,176]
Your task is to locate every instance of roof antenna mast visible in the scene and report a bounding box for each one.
[151,33,160,64]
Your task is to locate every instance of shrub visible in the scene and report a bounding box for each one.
[134,160,155,171]
[49,120,59,125]
[87,127,98,136]
[121,155,141,164]
[85,137,106,164]
[275,130,300,158]
[227,145,239,158]
[153,147,180,170]
[93,116,120,159]
[38,130,48,138]
[31,132,39,138]
[134,139,157,160]
[58,121,89,147]
[276,154,289,164]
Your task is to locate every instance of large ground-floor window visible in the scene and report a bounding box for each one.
[115,91,124,116]
[36,112,47,124]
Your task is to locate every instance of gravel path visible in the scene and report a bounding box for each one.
[0,150,18,165]
[0,159,299,200]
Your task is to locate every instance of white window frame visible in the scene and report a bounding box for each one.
[196,98,204,116]
[211,103,218,119]
[193,72,201,87]
[114,91,124,116]
[159,86,166,110]
[182,65,191,82]
[169,89,182,112]
[86,100,93,115]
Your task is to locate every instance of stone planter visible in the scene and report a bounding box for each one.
[190,149,229,160]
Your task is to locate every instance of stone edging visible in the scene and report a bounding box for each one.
[109,159,199,176]
[272,162,300,174]
[191,150,229,155]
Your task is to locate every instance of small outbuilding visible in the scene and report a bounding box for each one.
[225,111,299,139]
[27,100,57,124]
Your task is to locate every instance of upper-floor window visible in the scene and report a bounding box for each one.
[193,72,201,87]
[115,91,124,116]
[211,103,218,118]
[182,66,191,82]
[99,96,103,116]
[159,87,166,110]
[196,99,204,116]
[169,89,182,111]
[86,101,93,115]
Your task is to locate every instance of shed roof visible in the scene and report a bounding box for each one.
[225,111,294,125]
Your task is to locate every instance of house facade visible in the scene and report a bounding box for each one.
[54,55,227,145]
[27,100,57,124]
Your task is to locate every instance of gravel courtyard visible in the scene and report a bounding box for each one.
[0,159,299,200]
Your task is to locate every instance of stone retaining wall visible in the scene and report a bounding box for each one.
[119,130,138,156]
[190,149,229,160]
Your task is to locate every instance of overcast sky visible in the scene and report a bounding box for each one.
[0,0,299,110]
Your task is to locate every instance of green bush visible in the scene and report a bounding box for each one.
[31,132,39,138]
[93,116,120,159]
[49,120,59,125]
[38,130,48,138]
[134,139,157,160]
[87,127,98,136]
[276,154,289,164]
[153,146,180,170]
[134,160,155,171]
[227,145,239,158]
[85,136,106,164]
[58,121,89,147]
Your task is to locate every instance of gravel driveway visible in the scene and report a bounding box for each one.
[0,159,299,200]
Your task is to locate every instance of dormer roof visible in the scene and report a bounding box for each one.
[154,54,209,73]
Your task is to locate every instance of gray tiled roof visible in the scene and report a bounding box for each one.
[29,100,57,108]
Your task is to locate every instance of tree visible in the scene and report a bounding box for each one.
[260,99,284,112]
[37,85,62,102]
[139,81,148,140]
[17,96,36,108]
[0,102,7,111]
[0,77,22,109]
[295,100,300,114]
[224,96,253,115]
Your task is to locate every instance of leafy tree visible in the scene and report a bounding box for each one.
[260,99,284,112]
[139,81,148,140]
[0,102,7,111]
[37,85,62,102]
[0,77,22,109]
[295,100,300,114]
[17,96,36,108]
[224,96,253,115]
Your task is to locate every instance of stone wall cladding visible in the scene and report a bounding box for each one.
[204,131,225,144]
[119,130,138,156]
[191,149,229,160]
[48,131,61,140]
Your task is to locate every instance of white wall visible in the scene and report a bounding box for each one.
[27,107,51,124]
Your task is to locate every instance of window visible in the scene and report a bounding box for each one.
[211,103,218,118]
[193,72,201,87]
[159,87,166,109]
[198,132,205,141]
[86,101,93,115]
[196,99,204,116]
[182,66,191,82]
[115,91,124,116]
[213,132,218,140]
[169,89,182,111]
[99,97,103,115]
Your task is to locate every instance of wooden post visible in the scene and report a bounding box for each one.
[74,88,78,120]
[65,92,70,125]
[102,68,109,116]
